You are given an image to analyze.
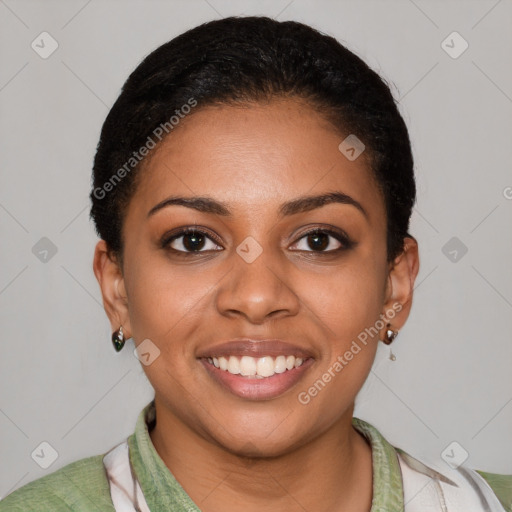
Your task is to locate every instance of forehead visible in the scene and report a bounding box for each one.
[127,98,385,224]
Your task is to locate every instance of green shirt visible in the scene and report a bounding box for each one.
[1,401,510,511]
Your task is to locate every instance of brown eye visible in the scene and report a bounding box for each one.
[162,228,223,254]
[291,228,354,253]
[305,232,331,251]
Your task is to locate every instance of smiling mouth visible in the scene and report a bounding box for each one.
[205,354,307,379]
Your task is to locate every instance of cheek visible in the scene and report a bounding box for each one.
[292,260,385,425]
[303,257,387,343]
[123,246,216,343]
[122,253,214,394]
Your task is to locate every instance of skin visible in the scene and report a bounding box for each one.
[93,97,419,512]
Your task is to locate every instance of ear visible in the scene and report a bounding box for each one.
[93,240,132,338]
[381,236,420,334]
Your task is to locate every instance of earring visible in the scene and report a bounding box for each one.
[383,323,398,361]
[383,323,398,345]
[112,325,125,352]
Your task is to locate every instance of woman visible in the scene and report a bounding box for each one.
[1,15,510,512]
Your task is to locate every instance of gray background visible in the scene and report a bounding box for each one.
[1,0,511,497]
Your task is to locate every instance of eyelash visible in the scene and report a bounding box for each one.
[160,226,355,256]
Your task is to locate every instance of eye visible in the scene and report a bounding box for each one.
[161,226,354,255]
[162,228,223,254]
[290,228,354,253]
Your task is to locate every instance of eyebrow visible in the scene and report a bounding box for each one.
[147,192,368,220]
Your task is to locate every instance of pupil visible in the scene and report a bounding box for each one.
[308,232,328,251]
[184,232,205,251]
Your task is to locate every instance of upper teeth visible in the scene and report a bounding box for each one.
[207,355,304,378]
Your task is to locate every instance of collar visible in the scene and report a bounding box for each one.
[128,401,404,511]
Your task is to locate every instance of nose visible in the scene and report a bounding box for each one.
[215,244,300,324]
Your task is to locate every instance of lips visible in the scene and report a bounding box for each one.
[197,338,315,400]
[196,338,314,359]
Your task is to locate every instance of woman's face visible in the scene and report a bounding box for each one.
[96,97,416,456]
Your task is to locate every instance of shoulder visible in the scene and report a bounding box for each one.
[396,447,512,512]
[0,454,116,511]
[475,470,512,511]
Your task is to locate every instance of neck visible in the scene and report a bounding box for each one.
[149,398,373,512]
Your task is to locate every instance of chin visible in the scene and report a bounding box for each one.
[203,412,312,459]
